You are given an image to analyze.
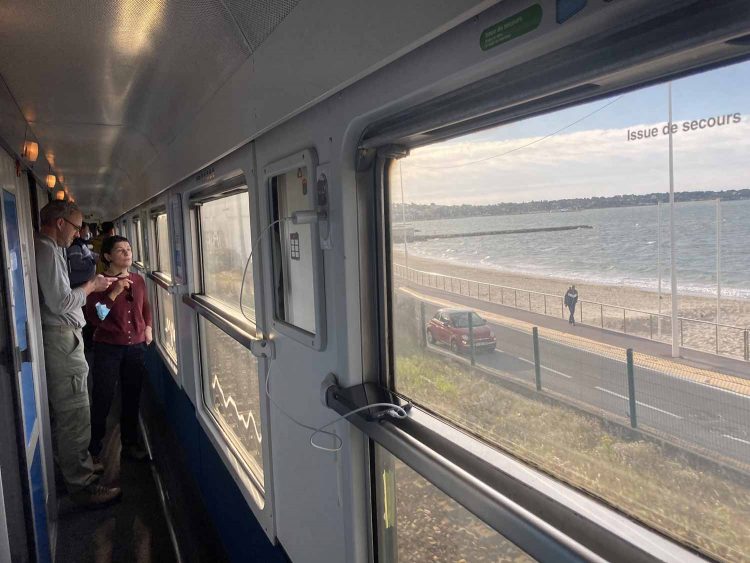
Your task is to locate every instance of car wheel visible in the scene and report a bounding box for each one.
[450,339,460,355]
[426,330,436,345]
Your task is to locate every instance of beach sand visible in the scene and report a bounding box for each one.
[393,250,750,359]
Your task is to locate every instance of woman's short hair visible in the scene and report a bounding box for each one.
[100,235,130,266]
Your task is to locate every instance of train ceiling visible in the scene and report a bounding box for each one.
[0,0,490,216]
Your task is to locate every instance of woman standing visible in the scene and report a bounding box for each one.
[86,235,152,462]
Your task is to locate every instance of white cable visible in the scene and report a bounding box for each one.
[264,360,409,453]
[238,210,318,321]
[239,218,285,322]
[240,215,408,452]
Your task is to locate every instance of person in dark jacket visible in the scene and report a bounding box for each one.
[564,285,579,325]
[67,223,97,288]
[85,235,152,462]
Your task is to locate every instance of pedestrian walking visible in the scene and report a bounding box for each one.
[564,285,579,325]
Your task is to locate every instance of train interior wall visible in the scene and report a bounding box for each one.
[2,1,750,562]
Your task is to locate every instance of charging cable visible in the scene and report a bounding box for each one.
[264,360,409,453]
[238,212,408,452]
[238,210,321,322]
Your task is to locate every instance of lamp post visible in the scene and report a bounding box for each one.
[657,201,661,338]
[399,160,409,271]
[668,82,679,358]
[716,198,721,325]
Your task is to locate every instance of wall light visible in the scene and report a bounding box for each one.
[54,190,65,200]
[46,174,56,188]
[22,140,39,162]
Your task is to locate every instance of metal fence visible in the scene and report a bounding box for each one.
[393,263,749,361]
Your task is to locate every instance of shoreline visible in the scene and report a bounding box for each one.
[393,250,750,331]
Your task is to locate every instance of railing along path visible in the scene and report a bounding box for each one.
[393,264,749,361]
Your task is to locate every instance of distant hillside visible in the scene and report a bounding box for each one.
[398,189,750,221]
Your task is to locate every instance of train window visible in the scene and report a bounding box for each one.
[188,185,267,500]
[132,217,143,266]
[384,59,750,560]
[155,213,172,278]
[152,211,178,366]
[374,446,534,562]
[195,191,254,320]
[199,319,264,492]
[265,149,326,349]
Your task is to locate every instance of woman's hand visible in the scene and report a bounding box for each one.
[107,277,132,301]
[145,326,153,346]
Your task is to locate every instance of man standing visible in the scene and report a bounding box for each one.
[564,285,579,325]
[35,201,122,507]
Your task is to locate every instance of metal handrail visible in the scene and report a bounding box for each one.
[393,263,749,360]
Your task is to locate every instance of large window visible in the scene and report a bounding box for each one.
[132,217,144,266]
[191,188,266,498]
[200,319,264,490]
[153,211,177,365]
[197,191,254,319]
[155,212,172,278]
[385,60,750,561]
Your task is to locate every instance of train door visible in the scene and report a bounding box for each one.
[0,174,52,562]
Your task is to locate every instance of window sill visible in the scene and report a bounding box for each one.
[148,271,174,292]
[325,382,705,563]
[183,294,258,349]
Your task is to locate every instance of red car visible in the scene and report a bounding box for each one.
[426,308,496,354]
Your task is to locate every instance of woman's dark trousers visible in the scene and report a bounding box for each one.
[89,342,146,456]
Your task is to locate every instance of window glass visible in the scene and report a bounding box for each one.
[388,60,750,560]
[156,286,177,364]
[270,167,316,334]
[156,213,172,278]
[375,446,534,563]
[198,192,254,320]
[133,218,143,263]
[201,319,264,488]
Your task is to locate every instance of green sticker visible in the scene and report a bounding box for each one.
[480,4,543,51]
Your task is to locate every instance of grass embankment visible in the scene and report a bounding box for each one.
[393,300,750,562]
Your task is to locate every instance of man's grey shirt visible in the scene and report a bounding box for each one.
[35,233,86,328]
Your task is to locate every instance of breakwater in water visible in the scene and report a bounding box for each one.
[410,224,592,242]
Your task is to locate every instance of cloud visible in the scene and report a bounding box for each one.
[396,116,750,204]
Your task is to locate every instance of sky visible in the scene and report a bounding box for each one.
[397,60,750,205]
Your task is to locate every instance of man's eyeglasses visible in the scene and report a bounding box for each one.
[62,218,83,232]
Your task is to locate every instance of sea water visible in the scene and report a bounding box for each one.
[400,199,750,298]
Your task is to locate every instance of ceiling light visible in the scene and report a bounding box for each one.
[22,141,39,162]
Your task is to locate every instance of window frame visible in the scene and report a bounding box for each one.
[191,184,253,320]
[359,56,738,559]
[358,157,706,562]
[262,149,327,350]
[131,214,145,270]
[183,174,273,523]
[152,210,173,285]
[149,207,179,374]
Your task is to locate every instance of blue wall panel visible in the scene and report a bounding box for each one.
[143,350,287,563]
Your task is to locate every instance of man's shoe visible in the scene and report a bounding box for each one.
[69,483,122,508]
[121,444,149,462]
[91,454,104,475]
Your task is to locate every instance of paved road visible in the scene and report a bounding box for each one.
[406,285,750,468]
